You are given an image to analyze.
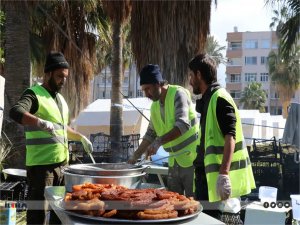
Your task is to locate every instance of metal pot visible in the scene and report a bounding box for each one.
[65,163,146,176]
[62,169,146,192]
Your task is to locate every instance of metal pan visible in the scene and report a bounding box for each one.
[65,163,146,176]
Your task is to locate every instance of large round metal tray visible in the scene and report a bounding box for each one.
[54,198,202,224]
[66,163,145,176]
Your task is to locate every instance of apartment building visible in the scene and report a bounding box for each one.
[90,64,143,102]
[226,28,282,115]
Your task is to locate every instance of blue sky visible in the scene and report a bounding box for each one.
[210,0,275,86]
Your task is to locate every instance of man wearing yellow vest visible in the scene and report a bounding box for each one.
[10,52,93,225]
[128,64,198,197]
[188,54,255,224]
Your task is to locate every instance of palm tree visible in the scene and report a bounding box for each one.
[31,1,108,118]
[205,35,226,67]
[266,0,300,59]
[268,46,300,117]
[239,82,267,112]
[3,1,31,168]
[102,0,132,162]
[131,1,212,87]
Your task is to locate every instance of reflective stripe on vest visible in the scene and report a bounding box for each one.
[204,88,256,202]
[25,85,69,166]
[151,85,198,168]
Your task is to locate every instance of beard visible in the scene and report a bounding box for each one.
[192,86,201,95]
[49,76,63,92]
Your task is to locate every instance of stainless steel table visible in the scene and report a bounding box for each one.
[45,186,225,225]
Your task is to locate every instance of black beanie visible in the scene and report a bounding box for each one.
[44,52,69,73]
[139,64,163,86]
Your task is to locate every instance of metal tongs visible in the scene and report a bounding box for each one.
[50,129,96,164]
[134,149,191,168]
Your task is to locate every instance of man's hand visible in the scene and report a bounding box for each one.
[146,137,162,156]
[81,136,93,154]
[37,118,55,133]
[216,174,231,200]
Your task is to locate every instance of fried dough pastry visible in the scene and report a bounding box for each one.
[63,182,200,220]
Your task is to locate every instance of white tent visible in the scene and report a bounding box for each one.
[74,97,152,138]
[239,110,262,146]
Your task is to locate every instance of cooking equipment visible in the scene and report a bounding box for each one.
[65,163,146,176]
[62,169,146,192]
[134,149,191,168]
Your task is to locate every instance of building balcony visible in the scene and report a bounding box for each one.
[226,66,242,74]
[226,49,242,58]
[226,83,242,90]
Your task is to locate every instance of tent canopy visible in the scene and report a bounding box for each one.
[74,98,152,137]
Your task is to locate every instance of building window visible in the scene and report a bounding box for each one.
[272,43,278,49]
[245,73,257,82]
[260,73,269,82]
[228,58,242,66]
[124,77,129,84]
[230,90,241,99]
[229,42,242,50]
[245,40,258,49]
[261,56,268,64]
[245,56,257,65]
[102,77,106,83]
[270,91,279,99]
[137,90,143,97]
[230,74,241,83]
[261,39,270,48]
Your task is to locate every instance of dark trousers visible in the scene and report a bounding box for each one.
[194,166,220,219]
[194,166,243,225]
[26,163,65,225]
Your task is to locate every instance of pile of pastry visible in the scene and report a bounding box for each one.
[63,183,200,220]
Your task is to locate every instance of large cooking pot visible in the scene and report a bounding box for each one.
[65,163,146,176]
[62,169,146,192]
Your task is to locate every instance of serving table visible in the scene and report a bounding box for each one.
[45,186,225,225]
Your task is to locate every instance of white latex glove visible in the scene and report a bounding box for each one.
[147,137,162,156]
[81,136,93,154]
[37,118,55,133]
[216,174,232,200]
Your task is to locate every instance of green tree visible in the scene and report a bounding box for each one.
[205,35,226,67]
[266,0,300,59]
[239,82,267,112]
[268,46,300,117]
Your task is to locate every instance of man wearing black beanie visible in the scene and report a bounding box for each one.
[10,52,93,225]
[128,64,199,197]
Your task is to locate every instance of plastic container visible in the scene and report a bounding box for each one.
[0,202,16,225]
[290,194,300,221]
[258,186,277,203]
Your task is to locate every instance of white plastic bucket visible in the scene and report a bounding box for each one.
[259,186,277,203]
[290,194,300,221]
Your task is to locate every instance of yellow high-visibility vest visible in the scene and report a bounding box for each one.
[204,88,256,202]
[151,85,198,167]
[25,85,69,166]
